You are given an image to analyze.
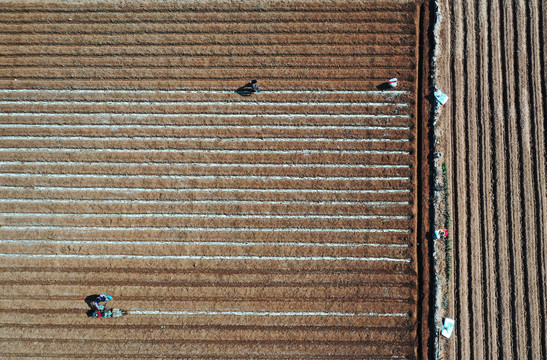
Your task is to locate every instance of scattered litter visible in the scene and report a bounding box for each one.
[388,78,398,88]
[441,318,455,338]
[434,90,449,105]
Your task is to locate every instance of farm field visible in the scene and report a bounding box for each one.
[0,0,424,359]
[435,0,547,359]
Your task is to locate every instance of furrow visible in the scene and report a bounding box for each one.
[0,201,412,216]
[0,44,417,57]
[0,55,417,69]
[0,11,416,25]
[0,33,417,46]
[449,1,468,358]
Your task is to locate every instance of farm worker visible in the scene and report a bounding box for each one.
[434,229,449,239]
[251,79,260,92]
[93,294,113,310]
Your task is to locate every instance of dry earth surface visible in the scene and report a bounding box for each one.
[0,0,425,359]
[434,0,546,359]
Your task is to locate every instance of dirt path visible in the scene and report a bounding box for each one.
[435,0,547,358]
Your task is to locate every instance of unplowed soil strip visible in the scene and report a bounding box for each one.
[0,0,420,359]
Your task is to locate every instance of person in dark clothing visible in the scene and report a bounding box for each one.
[93,294,113,310]
[235,79,260,96]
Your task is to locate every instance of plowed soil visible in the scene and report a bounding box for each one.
[435,0,547,359]
[0,1,423,359]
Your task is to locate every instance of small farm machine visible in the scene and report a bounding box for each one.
[92,304,125,318]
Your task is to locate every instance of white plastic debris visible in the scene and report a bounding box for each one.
[388,78,398,88]
[434,90,449,105]
[441,318,455,338]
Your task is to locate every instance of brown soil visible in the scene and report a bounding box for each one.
[0,0,425,359]
[434,0,547,359]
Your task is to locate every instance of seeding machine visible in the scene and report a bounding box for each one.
[92,304,125,318]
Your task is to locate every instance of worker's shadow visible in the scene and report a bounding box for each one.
[84,294,100,317]
[234,82,257,96]
[376,82,393,90]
